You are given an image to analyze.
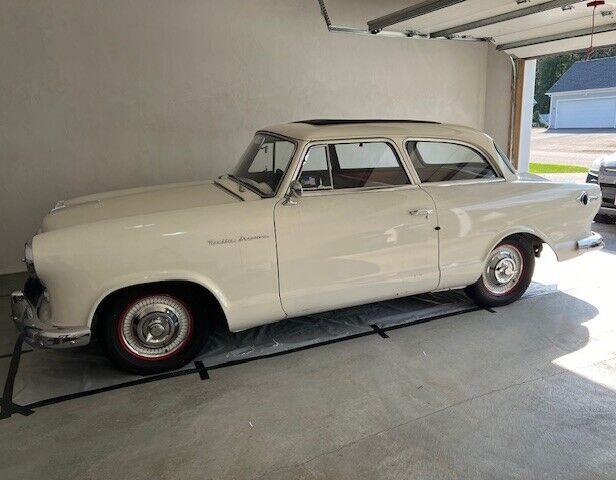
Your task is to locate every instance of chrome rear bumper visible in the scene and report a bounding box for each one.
[577,232,604,251]
[599,206,616,217]
[10,291,90,349]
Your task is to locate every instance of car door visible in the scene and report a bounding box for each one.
[274,139,439,318]
[405,139,510,290]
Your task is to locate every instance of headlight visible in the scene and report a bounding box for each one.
[590,157,604,174]
[23,240,36,277]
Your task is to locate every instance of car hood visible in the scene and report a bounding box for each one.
[41,179,249,232]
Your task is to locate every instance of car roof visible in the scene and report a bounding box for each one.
[260,119,493,147]
[293,119,441,126]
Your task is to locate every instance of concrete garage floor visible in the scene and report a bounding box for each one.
[1,223,616,479]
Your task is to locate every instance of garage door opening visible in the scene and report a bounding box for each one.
[323,0,616,174]
[530,46,616,183]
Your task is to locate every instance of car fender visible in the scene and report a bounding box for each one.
[87,270,230,328]
[484,226,556,263]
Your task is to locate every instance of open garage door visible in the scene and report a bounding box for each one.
[361,0,616,60]
[554,96,616,129]
[328,0,616,168]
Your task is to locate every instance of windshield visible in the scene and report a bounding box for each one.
[231,133,296,197]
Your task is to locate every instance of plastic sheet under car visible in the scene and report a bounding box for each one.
[3,283,555,414]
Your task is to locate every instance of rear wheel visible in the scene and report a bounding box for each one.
[466,236,535,308]
[99,287,208,374]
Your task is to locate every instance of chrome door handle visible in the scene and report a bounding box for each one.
[410,208,433,219]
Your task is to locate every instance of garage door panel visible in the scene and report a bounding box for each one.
[555,97,616,129]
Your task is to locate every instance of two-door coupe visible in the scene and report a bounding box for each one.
[11,119,603,373]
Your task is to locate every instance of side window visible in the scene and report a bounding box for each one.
[331,142,410,189]
[406,141,498,183]
[298,146,332,190]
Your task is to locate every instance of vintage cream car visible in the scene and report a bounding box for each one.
[11,119,604,374]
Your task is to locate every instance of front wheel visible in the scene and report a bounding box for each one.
[99,288,208,374]
[465,236,535,308]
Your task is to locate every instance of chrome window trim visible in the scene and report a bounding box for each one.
[301,183,422,197]
[419,178,507,187]
[289,137,416,196]
[493,141,517,175]
[402,137,506,185]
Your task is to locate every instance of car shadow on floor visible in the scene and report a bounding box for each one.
[4,286,616,480]
[0,284,599,419]
[1,289,481,411]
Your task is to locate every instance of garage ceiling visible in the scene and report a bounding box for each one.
[355,0,616,59]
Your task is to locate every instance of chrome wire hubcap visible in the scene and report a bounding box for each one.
[120,296,191,359]
[483,245,523,296]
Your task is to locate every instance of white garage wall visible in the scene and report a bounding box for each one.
[0,0,512,274]
[484,44,514,154]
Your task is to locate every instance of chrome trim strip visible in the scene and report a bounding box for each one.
[577,232,604,251]
[418,178,506,187]
[10,291,91,349]
[213,181,245,201]
[50,200,67,213]
[301,184,422,197]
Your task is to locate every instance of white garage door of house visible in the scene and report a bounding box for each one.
[555,97,616,129]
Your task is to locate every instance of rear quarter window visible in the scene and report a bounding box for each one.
[406,141,498,183]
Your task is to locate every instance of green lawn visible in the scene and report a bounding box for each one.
[529,163,588,174]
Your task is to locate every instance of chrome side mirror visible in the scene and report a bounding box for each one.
[284,181,303,205]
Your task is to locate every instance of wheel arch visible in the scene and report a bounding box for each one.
[90,279,229,336]
[485,227,556,262]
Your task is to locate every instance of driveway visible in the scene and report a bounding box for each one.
[540,172,587,184]
[531,128,616,168]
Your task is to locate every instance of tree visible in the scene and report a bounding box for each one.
[534,46,616,115]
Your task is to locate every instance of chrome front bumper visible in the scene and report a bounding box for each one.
[577,232,604,251]
[10,291,91,349]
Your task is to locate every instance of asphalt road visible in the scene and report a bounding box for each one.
[531,128,616,168]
